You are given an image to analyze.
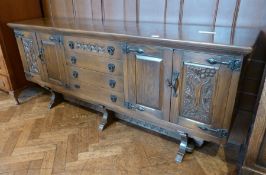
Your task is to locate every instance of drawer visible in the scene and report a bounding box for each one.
[64,36,123,59]
[0,75,10,91]
[70,80,124,107]
[68,66,124,93]
[66,52,123,76]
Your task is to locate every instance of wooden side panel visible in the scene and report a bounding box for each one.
[182,0,217,25]
[74,0,93,19]
[243,78,266,174]
[50,0,74,18]
[135,55,162,109]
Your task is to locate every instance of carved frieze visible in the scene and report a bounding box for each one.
[181,63,218,124]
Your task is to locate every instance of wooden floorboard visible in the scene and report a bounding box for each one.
[0,90,239,175]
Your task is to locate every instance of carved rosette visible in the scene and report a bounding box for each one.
[22,38,39,74]
[181,63,217,124]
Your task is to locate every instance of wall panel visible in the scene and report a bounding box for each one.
[237,0,266,27]
[182,0,217,25]
[42,0,266,28]
[74,0,93,19]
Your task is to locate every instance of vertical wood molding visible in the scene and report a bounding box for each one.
[72,0,76,19]
[164,0,167,24]
[231,0,241,44]
[101,0,105,22]
[178,0,184,24]
[136,0,139,23]
[212,0,220,27]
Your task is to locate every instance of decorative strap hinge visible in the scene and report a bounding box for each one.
[198,125,228,138]
[207,58,242,71]
[124,102,145,111]
[49,35,63,44]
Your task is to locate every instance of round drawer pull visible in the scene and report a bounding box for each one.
[70,56,77,64]
[68,41,74,49]
[109,80,116,88]
[72,71,79,78]
[107,46,115,56]
[108,63,115,72]
[110,95,117,103]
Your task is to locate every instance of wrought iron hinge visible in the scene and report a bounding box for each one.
[207,58,242,71]
[49,35,63,44]
[38,48,45,63]
[124,102,145,111]
[14,30,24,38]
[198,125,228,138]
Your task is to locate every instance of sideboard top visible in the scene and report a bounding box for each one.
[8,18,262,54]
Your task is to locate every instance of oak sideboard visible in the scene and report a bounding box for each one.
[8,18,260,163]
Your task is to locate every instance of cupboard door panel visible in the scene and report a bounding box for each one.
[15,30,44,81]
[37,33,68,87]
[136,55,162,109]
[180,61,218,124]
[124,45,172,121]
[171,50,242,138]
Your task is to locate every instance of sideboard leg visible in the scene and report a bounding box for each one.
[47,89,63,109]
[98,108,110,131]
[175,132,195,163]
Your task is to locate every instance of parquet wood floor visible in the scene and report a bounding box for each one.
[0,90,239,175]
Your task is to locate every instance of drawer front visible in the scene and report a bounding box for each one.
[0,75,10,91]
[68,66,124,93]
[66,52,123,76]
[64,36,122,59]
[70,80,124,107]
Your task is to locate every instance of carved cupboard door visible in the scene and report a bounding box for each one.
[36,33,69,87]
[171,49,243,139]
[124,44,173,121]
[15,30,45,81]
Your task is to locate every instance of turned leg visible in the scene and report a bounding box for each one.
[98,108,110,131]
[175,132,195,163]
[46,88,63,109]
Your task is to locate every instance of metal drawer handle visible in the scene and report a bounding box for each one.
[207,58,241,71]
[72,71,79,78]
[109,80,116,88]
[70,56,77,64]
[108,64,115,72]
[167,71,180,97]
[68,41,75,49]
[107,46,115,55]
[110,95,117,102]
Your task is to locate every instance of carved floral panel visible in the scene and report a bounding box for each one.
[181,62,218,124]
[22,38,39,74]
